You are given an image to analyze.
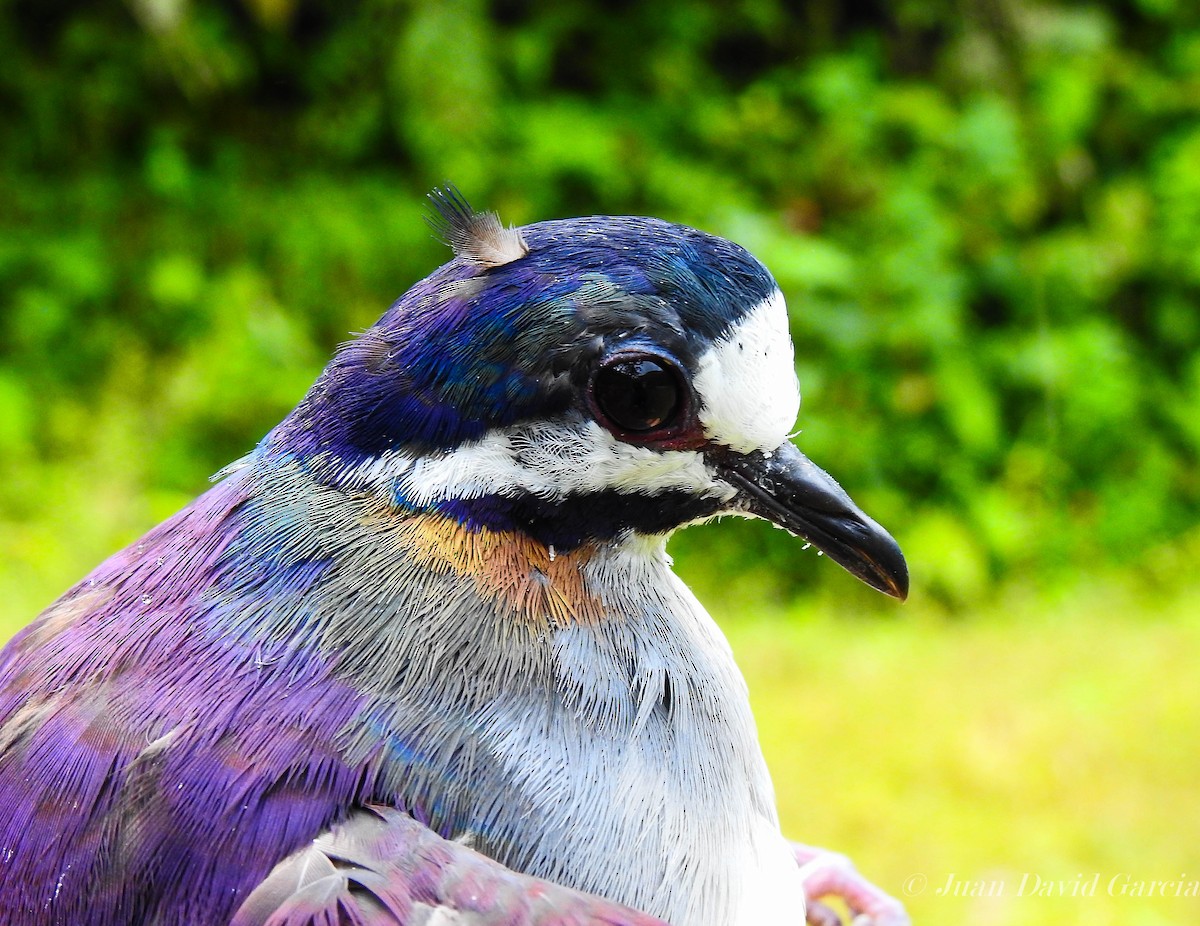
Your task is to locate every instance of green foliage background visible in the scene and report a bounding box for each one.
[5,1,1200,615]
[1,2,1198,924]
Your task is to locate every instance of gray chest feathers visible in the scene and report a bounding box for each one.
[322,542,783,926]
[478,607,782,926]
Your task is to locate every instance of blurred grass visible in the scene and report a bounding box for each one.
[722,580,1200,926]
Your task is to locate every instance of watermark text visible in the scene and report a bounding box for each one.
[900,872,1199,899]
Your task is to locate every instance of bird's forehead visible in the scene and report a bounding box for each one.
[515,216,779,344]
[692,288,800,454]
[367,213,786,393]
[379,216,780,355]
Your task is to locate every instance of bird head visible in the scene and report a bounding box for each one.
[267,188,907,600]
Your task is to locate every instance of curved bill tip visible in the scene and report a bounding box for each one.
[714,442,909,601]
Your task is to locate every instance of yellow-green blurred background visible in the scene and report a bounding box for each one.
[1,2,1197,923]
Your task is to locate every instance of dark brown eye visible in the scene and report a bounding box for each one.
[592,357,682,433]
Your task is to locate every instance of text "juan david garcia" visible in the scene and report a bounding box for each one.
[935,872,1199,898]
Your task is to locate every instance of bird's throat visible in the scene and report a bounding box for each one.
[376,511,611,628]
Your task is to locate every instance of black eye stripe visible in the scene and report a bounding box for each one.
[591,356,683,436]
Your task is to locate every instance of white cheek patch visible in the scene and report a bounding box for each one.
[692,289,800,454]
[339,419,738,506]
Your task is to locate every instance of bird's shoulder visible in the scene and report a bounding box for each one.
[0,473,369,922]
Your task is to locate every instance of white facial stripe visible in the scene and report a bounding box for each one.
[692,289,800,454]
[339,419,738,506]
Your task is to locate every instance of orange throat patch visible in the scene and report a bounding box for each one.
[375,511,609,628]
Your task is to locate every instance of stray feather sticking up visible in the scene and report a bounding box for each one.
[426,185,529,268]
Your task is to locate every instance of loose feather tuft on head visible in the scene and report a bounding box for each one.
[426,185,529,268]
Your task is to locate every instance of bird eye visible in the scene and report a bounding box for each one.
[591,356,683,434]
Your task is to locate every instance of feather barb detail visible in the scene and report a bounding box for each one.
[426,184,529,268]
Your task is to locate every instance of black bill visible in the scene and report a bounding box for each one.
[713,441,909,600]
